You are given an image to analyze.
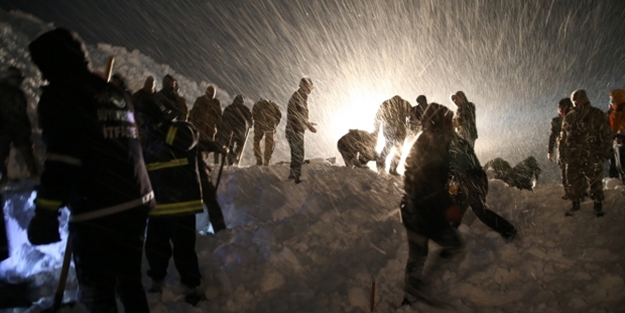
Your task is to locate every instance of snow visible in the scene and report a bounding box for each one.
[2,161,625,313]
[1,7,625,313]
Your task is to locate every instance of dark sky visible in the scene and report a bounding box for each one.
[2,0,625,175]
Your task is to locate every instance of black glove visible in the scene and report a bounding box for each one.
[27,209,61,245]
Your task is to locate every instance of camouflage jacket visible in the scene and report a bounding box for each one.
[559,103,612,163]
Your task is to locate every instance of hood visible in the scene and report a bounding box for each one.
[28,28,90,82]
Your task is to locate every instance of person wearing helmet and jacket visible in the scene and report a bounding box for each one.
[27,28,155,313]
[607,88,625,182]
[252,98,282,166]
[154,74,188,121]
[286,77,317,183]
[373,95,412,175]
[400,103,463,306]
[137,93,206,304]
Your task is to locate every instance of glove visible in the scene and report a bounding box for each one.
[444,204,464,226]
[27,209,61,245]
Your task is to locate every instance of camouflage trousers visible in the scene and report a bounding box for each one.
[564,160,604,202]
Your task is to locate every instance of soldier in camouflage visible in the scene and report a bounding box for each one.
[559,89,612,217]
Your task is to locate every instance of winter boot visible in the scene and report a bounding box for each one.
[403,276,446,308]
[593,201,604,217]
[148,280,163,293]
[565,200,580,217]
[502,228,517,241]
[184,286,206,306]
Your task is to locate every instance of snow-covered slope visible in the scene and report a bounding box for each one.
[2,161,625,313]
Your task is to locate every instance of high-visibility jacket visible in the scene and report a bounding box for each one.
[141,119,203,216]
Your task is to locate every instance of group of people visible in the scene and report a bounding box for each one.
[0,27,322,311]
[548,89,619,217]
[0,26,621,311]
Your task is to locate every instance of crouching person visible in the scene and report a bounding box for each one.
[337,129,378,168]
[138,99,205,305]
[27,28,155,312]
[400,103,463,306]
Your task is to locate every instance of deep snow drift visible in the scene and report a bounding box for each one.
[2,161,625,313]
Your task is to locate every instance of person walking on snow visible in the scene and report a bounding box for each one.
[400,103,463,306]
[190,85,222,164]
[448,132,516,239]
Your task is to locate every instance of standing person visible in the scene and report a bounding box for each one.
[217,95,253,166]
[0,66,39,189]
[337,129,377,168]
[0,66,40,293]
[190,85,222,164]
[548,98,573,198]
[408,95,429,134]
[373,95,412,175]
[451,91,478,147]
[607,89,625,182]
[400,103,463,306]
[131,75,155,114]
[137,97,206,304]
[26,28,155,312]
[448,132,516,239]
[559,89,612,217]
[154,74,188,121]
[110,73,131,95]
[189,85,227,232]
[286,77,317,183]
[252,98,282,166]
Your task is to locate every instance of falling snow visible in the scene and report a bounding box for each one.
[1,2,625,312]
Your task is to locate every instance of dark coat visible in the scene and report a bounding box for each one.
[219,99,253,142]
[190,94,222,142]
[34,71,154,220]
[252,99,281,132]
[402,129,453,236]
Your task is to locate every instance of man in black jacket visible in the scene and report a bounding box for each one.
[401,103,463,306]
[27,28,155,313]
